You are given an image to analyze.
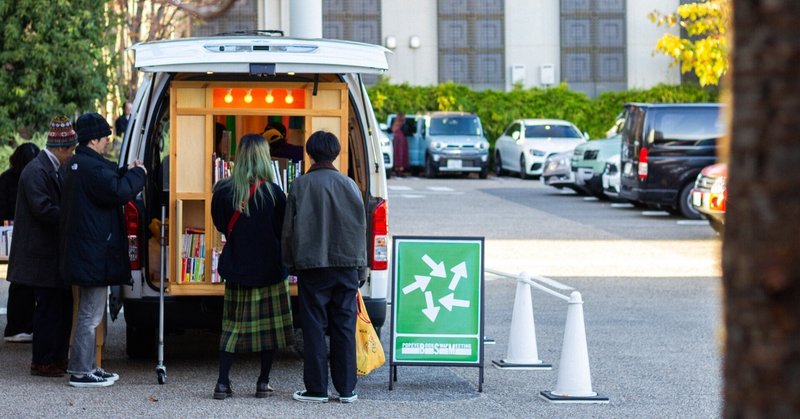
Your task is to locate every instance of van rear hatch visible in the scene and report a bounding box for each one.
[132,36,389,74]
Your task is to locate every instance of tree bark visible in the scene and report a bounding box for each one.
[724,0,800,416]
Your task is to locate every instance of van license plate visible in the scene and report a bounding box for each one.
[447,159,462,169]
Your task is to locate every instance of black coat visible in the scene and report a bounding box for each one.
[211,180,287,287]
[0,168,21,221]
[59,146,146,286]
[7,152,65,288]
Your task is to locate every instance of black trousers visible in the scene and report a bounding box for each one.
[297,268,358,395]
[4,282,35,337]
[32,287,73,365]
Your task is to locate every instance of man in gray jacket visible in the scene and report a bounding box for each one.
[282,131,366,404]
[8,116,77,377]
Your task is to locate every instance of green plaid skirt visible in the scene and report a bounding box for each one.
[219,281,294,353]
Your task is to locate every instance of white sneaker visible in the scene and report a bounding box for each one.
[4,333,33,343]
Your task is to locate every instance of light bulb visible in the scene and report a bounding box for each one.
[285,90,294,104]
[244,89,253,103]
[265,89,274,104]
[224,89,233,104]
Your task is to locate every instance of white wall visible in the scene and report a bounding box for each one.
[381,0,438,86]
[504,1,561,90]
[627,0,681,88]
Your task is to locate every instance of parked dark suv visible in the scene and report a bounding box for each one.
[619,103,725,219]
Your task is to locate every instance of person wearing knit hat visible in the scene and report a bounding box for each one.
[7,115,78,378]
[60,112,147,388]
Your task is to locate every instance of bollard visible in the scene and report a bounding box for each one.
[492,273,551,370]
[540,291,608,403]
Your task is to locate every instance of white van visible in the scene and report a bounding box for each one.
[115,33,390,358]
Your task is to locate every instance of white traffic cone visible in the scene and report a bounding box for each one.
[540,291,608,403]
[492,273,551,370]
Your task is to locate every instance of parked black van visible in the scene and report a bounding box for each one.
[618,103,724,219]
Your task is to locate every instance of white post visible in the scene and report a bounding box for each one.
[289,0,322,39]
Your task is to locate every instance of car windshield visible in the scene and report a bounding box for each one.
[525,124,582,139]
[429,116,482,136]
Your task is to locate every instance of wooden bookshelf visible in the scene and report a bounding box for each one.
[167,81,348,295]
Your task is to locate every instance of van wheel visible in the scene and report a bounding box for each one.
[479,166,489,179]
[494,152,504,176]
[126,325,156,359]
[519,155,529,180]
[678,183,702,219]
[425,156,437,179]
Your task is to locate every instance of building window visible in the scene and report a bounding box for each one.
[323,0,382,83]
[560,0,626,97]
[438,0,505,91]
[191,0,258,37]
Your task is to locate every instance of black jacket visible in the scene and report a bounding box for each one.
[281,164,367,272]
[59,146,146,286]
[7,152,65,288]
[0,168,21,221]
[211,180,287,287]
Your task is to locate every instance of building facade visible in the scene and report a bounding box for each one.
[192,0,682,96]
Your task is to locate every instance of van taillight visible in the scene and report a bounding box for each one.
[371,199,388,270]
[125,201,141,270]
[638,148,648,181]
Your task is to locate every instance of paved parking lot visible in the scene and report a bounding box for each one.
[0,176,722,417]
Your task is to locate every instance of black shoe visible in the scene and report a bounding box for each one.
[336,392,358,403]
[69,374,113,388]
[255,382,274,398]
[213,382,233,400]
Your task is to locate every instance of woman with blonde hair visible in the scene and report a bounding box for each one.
[210,133,293,399]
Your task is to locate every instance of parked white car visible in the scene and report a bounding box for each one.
[494,119,587,179]
[379,130,393,178]
[602,153,621,199]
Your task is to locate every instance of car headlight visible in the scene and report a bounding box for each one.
[710,177,726,194]
[530,149,546,157]
[478,142,488,150]
[432,141,443,150]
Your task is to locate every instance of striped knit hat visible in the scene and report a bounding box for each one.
[47,116,78,147]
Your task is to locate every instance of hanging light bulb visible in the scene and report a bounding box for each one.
[285,89,294,105]
[244,89,253,103]
[224,89,233,104]
[265,89,274,104]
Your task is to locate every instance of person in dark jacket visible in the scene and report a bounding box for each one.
[263,121,303,162]
[7,117,75,377]
[282,131,367,404]
[210,133,293,400]
[2,142,40,343]
[60,112,147,388]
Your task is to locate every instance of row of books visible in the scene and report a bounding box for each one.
[178,228,206,284]
[0,226,12,259]
[212,154,233,185]
[272,159,302,192]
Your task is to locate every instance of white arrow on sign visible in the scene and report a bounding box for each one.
[402,275,431,295]
[422,254,447,278]
[439,293,470,311]
[422,291,440,322]
[448,261,468,290]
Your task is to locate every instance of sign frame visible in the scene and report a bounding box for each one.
[388,236,485,392]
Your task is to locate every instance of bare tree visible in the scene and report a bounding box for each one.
[723,0,800,416]
[108,0,237,114]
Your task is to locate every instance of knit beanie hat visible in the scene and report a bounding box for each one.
[76,112,112,143]
[46,116,78,147]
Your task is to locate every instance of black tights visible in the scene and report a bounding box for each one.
[217,350,275,385]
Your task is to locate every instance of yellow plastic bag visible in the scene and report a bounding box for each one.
[356,291,385,376]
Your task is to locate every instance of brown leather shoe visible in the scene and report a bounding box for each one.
[30,363,65,377]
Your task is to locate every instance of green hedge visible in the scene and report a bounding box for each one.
[368,80,719,144]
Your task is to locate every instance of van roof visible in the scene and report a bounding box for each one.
[132,36,389,74]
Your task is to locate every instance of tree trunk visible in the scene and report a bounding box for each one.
[724,0,800,416]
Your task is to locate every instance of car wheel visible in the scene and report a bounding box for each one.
[425,155,437,179]
[677,182,703,220]
[494,152,504,176]
[385,169,392,179]
[479,165,489,179]
[519,155,529,180]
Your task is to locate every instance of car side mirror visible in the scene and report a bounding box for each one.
[584,131,590,140]
[512,131,520,140]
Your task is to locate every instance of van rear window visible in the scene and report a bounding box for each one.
[651,108,724,146]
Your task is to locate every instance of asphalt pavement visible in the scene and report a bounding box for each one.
[0,175,722,418]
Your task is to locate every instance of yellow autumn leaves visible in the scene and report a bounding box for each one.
[649,0,730,86]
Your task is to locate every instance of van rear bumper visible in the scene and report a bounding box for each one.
[619,183,677,208]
